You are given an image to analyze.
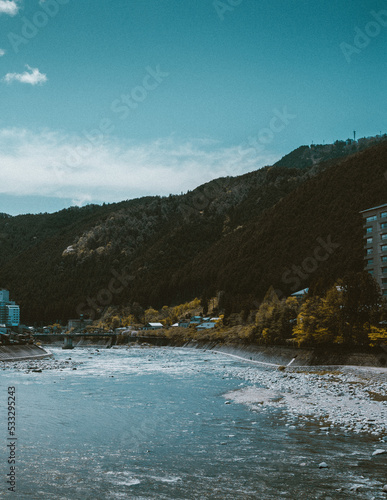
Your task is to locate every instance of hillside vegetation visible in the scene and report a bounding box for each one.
[0,136,386,325]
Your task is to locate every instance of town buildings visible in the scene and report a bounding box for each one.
[360,203,387,297]
[0,289,20,327]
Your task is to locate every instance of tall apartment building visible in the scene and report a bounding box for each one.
[0,289,20,327]
[360,203,387,297]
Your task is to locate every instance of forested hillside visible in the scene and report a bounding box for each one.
[180,140,387,312]
[0,136,386,324]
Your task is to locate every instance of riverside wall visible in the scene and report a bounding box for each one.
[180,341,387,368]
[0,344,52,362]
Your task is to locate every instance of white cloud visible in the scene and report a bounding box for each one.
[0,128,280,206]
[3,65,47,85]
[0,0,20,16]
[0,49,6,57]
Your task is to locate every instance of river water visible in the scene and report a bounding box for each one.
[0,346,386,499]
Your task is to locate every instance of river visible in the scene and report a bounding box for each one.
[0,346,386,499]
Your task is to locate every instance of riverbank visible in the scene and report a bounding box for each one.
[35,334,387,367]
[223,363,387,438]
[156,342,387,438]
[2,344,387,441]
[3,346,386,499]
[22,337,387,439]
[184,342,387,437]
[180,340,387,368]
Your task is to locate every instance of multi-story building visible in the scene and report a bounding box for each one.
[360,203,387,297]
[0,303,7,325]
[0,289,20,327]
[6,305,20,327]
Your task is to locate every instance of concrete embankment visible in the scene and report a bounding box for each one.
[0,345,52,362]
[182,341,387,368]
[110,337,387,368]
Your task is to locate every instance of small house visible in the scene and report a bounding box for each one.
[143,322,163,331]
[189,316,203,325]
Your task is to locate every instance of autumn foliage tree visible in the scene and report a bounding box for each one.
[255,287,299,344]
[293,272,383,346]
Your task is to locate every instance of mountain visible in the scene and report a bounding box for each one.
[0,136,386,324]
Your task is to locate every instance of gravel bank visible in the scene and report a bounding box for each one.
[224,364,387,439]
[0,356,83,372]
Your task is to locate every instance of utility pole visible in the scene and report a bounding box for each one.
[353,130,356,141]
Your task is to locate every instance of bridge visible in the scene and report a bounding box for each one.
[33,332,167,349]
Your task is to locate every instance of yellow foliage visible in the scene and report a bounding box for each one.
[144,308,159,323]
[292,289,343,346]
[285,297,299,309]
[121,314,137,326]
[262,328,270,343]
[368,325,387,345]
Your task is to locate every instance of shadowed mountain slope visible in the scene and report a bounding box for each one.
[0,137,386,324]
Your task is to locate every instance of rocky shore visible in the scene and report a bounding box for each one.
[224,364,387,440]
[0,356,82,372]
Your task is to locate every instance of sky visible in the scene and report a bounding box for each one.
[0,0,386,215]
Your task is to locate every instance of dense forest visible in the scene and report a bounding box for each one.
[0,135,386,325]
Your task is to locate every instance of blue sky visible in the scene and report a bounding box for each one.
[0,0,386,215]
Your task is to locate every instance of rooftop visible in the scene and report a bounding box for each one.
[359,202,387,214]
[291,288,309,297]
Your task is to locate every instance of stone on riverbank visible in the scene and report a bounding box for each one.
[372,449,386,456]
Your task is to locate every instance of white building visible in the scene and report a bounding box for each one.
[143,322,163,331]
